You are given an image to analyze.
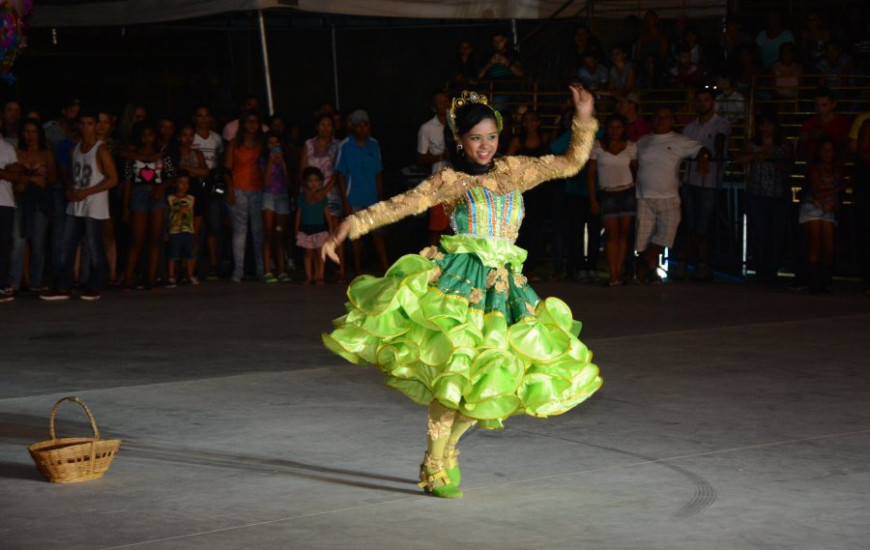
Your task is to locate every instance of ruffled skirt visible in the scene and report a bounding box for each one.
[322,236,602,429]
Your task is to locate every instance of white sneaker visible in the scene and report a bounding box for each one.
[189,276,200,285]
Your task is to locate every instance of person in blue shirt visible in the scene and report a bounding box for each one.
[335,109,388,274]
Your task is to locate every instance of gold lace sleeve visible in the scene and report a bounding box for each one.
[346,170,470,240]
[500,117,598,193]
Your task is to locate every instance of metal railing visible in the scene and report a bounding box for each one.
[448,74,870,277]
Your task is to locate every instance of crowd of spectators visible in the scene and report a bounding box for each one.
[1,7,870,304]
[0,93,392,302]
[442,8,870,295]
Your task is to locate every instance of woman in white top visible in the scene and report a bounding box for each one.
[588,113,638,286]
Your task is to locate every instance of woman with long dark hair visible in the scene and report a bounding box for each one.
[321,86,602,498]
[588,113,637,286]
[11,118,57,291]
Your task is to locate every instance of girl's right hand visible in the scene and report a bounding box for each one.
[322,219,351,264]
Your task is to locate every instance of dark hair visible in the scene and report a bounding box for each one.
[302,166,324,181]
[752,112,784,146]
[315,112,334,128]
[454,103,500,139]
[79,108,101,122]
[268,114,285,132]
[18,118,48,151]
[491,29,510,39]
[813,87,835,102]
[131,119,158,148]
[601,113,628,147]
[431,91,449,105]
[178,121,196,135]
[176,169,190,179]
[518,109,540,143]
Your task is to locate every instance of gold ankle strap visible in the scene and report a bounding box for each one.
[417,468,450,489]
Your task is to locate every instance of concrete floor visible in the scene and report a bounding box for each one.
[1,276,869,550]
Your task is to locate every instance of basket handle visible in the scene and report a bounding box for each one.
[49,396,101,441]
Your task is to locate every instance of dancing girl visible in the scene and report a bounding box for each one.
[322,84,602,498]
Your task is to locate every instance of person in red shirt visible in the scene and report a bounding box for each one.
[797,87,851,165]
[617,93,652,142]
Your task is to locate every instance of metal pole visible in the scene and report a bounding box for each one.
[511,19,519,51]
[257,10,275,116]
[332,24,341,111]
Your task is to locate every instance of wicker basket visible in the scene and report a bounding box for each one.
[28,397,122,483]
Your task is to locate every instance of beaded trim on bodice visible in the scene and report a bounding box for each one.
[450,187,524,242]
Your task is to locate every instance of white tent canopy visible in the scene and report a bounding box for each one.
[30,0,724,27]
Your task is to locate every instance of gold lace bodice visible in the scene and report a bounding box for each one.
[346,117,598,240]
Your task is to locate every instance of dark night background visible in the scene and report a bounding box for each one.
[7,11,629,172]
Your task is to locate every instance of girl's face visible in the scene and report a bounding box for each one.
[133,108,146,123]
[305,174,322,190]
[267,136,281,151]
[159,120,175,141]
[243,115,260,136]
[611,48,625,65]
[759,120,775,138]
[522,112,540,132]
[180,127,195,148]
[176,177,189,195]
[316,117,333,138]
[606,119,625,142]
[818,142,835,163]
[460,118,499,166]
[23,123,39,147]
[270,117,285,136]
[141,127,156,146]
[459,41,472,56]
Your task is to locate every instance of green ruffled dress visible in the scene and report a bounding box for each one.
[323,119,602,429]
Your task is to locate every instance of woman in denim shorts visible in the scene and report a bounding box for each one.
[121,120,176,290]
[588,114,637,286]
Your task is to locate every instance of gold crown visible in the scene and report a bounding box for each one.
[447,90,504,142]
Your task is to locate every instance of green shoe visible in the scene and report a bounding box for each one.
[263,273,277,283]
[277,272,291,283]
[445,448,461,486]
[418,454,463,499]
